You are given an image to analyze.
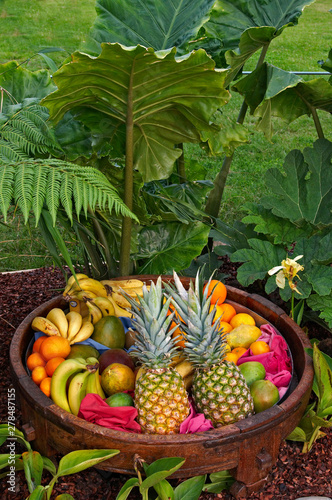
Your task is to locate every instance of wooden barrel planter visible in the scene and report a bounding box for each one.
[9,276,314,498]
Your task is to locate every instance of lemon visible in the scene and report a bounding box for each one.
[227,324,261,349]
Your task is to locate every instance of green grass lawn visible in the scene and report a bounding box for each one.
[0,0,331,271]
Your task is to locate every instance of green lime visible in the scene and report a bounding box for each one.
[250,380,280,413]
[105,392,135,407]
[91,316,125,349]
[239,361,266,387]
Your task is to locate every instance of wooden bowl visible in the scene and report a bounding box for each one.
[9,276,313,497]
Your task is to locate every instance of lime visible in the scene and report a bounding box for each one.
[91,316,125,349]
[105,392,135,407]
[250,380,279,413]
[239,361,266,386]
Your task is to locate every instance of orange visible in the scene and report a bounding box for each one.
[171,321,186,349]
[40,377,52,397]
[230,313,255,329]
[224,352,239,364]
[216,303,237,323]
[39,336,71,361]
[218,321,233,334]
[27,352,46,371]
[250,341,271,355]
[32,336,48,353]
[231,347,247,361]
[45,357,66,377]
[31,366,47,385]
[204,280,227,305]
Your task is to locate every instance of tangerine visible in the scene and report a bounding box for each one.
[217,303,237,323]
[27,352,46,371]
[230,313,255,329]
[32,336,48,353]
[231,346,248,361]
[40,377,52,397]
[224,352,239,364]
[39,336,71,361]
[218,321,233,334]
[204,280,227,305]
[45,356,66,377]
[250,340,271,355]
[31,366,47,385]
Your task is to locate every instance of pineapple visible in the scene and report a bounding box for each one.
[164,270,254,427]
[124,277,190,434]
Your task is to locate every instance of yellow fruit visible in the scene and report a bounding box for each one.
[218,321,233,334]
[230,313,255,329]
[224,352,239,364]
[231,346,247,361]
[101,363,135,396]
[215,303,237,323]
[227,324,262,349]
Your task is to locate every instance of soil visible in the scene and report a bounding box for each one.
[0,265,331,500]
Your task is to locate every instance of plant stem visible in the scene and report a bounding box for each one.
[204,43,270,218]
[88,207,117,278]
[291,291,294,320]
[311,107,325,139]
[119,62,135,277]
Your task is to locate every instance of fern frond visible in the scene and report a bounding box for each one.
[0,159,138,226]
[0,104,58,161]
[0,163,15,221]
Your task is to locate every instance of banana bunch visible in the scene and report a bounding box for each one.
[101,278,148,314]
[63,274,108,301]
[31,309,94,345]
[51,357,105,415]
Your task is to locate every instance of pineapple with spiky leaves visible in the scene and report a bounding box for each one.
[164,270,254,427]
[124,277,190,434]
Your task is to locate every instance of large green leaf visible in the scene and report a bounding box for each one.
[22,451,43,493]
[307,293,332,328]
[0,62,56,110]
[137,221,210,274]
[211,219,257,256]
[42,44,229,182]
[56,449,119,476]
[84,0,216,55]
[203,0,314,76]
[262,139,332,227]
[313,344,332,417]
[234,65,332,138]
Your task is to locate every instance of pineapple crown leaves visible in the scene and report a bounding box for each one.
[123,277,181,368]
[163,270,228,368]
[0,158,138,226]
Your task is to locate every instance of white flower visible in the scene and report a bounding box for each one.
[268,255,304,294]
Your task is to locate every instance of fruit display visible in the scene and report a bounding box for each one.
[26,272,291,433]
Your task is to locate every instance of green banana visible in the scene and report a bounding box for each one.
[50,358,87,413]
[68,370,91,416]
[85,369,105,399]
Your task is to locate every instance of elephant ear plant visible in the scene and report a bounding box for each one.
[0,424,119,499]
[42,43,229,276]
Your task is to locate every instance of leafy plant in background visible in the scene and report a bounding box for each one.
[212,139,332,330]
[0,424,119,499]
[1,0,331,279]
[286,343,332,452]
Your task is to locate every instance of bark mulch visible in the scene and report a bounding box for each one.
[0,267,331,499]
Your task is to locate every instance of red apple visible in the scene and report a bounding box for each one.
[98,348,135,374]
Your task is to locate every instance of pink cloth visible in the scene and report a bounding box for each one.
[78,394,141,433]
[180,399,214,433]
[237,324,292,398]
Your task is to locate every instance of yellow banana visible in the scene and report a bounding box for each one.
[46,308,68,339]
[63,273,89,296]
[66,312,83,342]
[68,369,91,415]
[109,291,132,309]
[101,279,145,290]
[64,290,98,303]
[50,358,87,413]
[69,278,107,298]
[85,369,105,399]
[85,300,103,325]
[70,321,94,345]
[31,316,60,337]
[106,295,133,318]
[90,296,115,317]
